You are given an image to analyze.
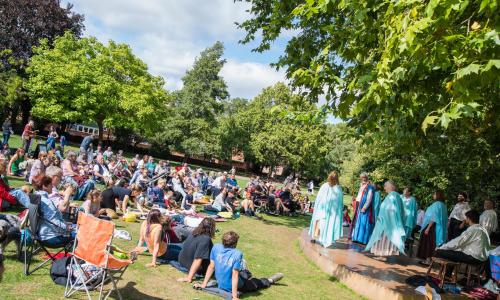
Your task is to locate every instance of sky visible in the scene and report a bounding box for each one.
[64,0,288,100]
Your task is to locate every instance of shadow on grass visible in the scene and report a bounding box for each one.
[115,281,164,300]
[260,214,311,229]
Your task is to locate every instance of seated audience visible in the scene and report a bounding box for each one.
[205,187,229,212]
[134,209,182,267]
[194,231,283,298]
[93,155,111,184]
[240,194,256,216]
[33,175,75,247]
[177,218,216,283]
[7,148,25,177]
[80,190,107,219]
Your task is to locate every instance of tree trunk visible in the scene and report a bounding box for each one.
[96,119,104,142]
[21,97,31,125]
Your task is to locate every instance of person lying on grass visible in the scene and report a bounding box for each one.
[134,209,182,268]
[194,231,284,300]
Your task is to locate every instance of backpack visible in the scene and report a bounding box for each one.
[50,256,72,286]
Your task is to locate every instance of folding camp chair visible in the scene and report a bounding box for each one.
[65,213,132,300]
[23,194,73,275]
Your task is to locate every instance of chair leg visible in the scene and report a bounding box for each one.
[426,260,434,276]
[439,265,446,288]
[466,265,472,287]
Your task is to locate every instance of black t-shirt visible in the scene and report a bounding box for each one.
[101,188,116,210]
[178,234,213,274]
[112,186,132,201]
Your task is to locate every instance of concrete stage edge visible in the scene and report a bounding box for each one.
[299,229,466,300]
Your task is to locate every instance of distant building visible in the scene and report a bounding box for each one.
[65,124,114,140]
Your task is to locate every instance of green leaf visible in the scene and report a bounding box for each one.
[422,115,438,133]
[456,63,481,79]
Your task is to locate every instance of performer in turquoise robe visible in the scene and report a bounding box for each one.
[351,173,375,244]
[309,172,344,248]
[401,187,418,239]
[373,187,382,221]
[365,181,406,256]
[417,191,448,260]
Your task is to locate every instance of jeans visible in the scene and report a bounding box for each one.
[2,132,10,146]
[129,170,141,185]
[156,243,183,264]
[9,189,30,208]
[42,231,76,247]
[73,180,95,201]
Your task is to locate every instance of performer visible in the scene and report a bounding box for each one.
[447,192,470,241]
[372,183,382,222]
[309,171,343,248]
[365,180,406,256]
[351,172,375,244]
[417,190,448,262]
[401,186,418,239]
[480,199,498,237]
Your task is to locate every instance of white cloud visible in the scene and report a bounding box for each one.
[221,60,286,99]
[64,0,284,97]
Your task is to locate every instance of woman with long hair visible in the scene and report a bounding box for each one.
[134,209,182,267]
[417,190,448,263]
[177,218,216,283]
[308,171,344,248]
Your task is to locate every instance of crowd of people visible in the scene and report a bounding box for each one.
[309,171,499,287]
[0,123,298,298]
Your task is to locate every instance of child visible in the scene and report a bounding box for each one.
[343,205,352,227]
[80,190,108,219]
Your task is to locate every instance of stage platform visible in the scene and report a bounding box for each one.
[299,229,468,300]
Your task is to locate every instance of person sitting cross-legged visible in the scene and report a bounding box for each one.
[194,231,283,300]
[434,210,490,275]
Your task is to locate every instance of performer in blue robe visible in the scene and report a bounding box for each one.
[309,171,343,248]
[401,186,418,239]
[351,173,375,244]
[365,181,406,256]
[417,190,448,261]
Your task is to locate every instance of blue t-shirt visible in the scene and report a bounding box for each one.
[226,178,238,187]
[210,244,243,292]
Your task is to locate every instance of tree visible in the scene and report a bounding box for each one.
[0,51,25,121]
[26,32,169,140]
[237,0,499,136]
[0,0,84,123]
[156,42,229,157]
[0,0,84,66]
[219,82,329,178]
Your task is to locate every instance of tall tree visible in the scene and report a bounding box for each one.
[0,0,84,123]
[219,82,329,178]
[26,32,169,141]
[156,42,229,157]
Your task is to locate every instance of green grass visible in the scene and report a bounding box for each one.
[0,173,360,300]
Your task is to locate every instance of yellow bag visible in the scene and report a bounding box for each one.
[217,211,233,219]
[122,212,137,222]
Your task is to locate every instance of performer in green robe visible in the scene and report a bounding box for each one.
[365,180,406,256]
[401,186,418,238]
[309,171,344,248]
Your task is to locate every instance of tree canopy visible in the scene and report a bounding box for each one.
[237,0,499,137]
[0,0,84,68]
[155,42,229,157]
[26,32,169,140]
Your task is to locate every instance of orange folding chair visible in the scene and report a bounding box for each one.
[64,213,133,300]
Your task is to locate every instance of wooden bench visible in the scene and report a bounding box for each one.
[426,257,460,288]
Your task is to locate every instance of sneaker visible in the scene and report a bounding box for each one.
[268,273,284,284]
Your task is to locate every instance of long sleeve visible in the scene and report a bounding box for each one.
[362,189,373,210]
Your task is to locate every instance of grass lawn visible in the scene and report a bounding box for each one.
[0,172,361,299]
